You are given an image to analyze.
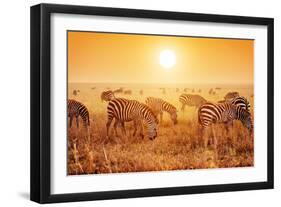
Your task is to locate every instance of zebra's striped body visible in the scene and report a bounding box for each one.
[106,98,158,140]
[145,97,177,124]
[198,102,253,147]
[218,96,250,112]
[179,94,207,111]
[198,102,252,131]
[101,90,115,102]
[68,99,90,128]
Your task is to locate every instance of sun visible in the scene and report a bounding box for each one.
[159,49,176,69]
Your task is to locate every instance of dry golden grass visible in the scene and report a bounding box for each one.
[67,83,254,175]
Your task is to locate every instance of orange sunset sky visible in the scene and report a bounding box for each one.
[68,31,254,85]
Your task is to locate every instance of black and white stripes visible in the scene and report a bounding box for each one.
[68,99,90,128]
[198,102,252,131]
[101,90,115,102]
[106,98,158,140]
[145,97,177,124]
[179,94,207,111]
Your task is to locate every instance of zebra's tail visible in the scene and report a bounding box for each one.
[197,106,202,125]
[87,113,90,126]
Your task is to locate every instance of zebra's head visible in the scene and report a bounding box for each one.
[238,108,253,132]
[148,111,158,140]
[148,123,157,140]
[101,90,115,102]
[170,109,178,125]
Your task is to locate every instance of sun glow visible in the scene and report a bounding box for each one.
[159,49,176,69]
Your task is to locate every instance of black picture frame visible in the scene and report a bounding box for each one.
[30,3,274,204]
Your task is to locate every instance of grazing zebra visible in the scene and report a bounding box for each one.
[113,87,123,94]
[145,97,178,124]
[159,88,166,94]
[106,98,158,140]
[124,90,132,95]
[68,99,90,129]
[198,102,253,147]
[101,90,115,102]
[179,94,207,111]
[73,89,79,96]
[218,96,250,112]
[224,91,239,100]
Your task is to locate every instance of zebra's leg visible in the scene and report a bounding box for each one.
[106,116,114,137]
[211,124,217,149]
[227,120,234,146]
[76,115,79,129]
[121,122,126,136]
[69,116,73,128]
[132,120,138,137]
[113,119,120,137]
[203,127,208,148]
[160,112,163,123]
[181,104,185,111]
[211,125,219,161]
[139,120,144,139]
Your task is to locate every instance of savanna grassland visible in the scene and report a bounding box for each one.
[67,83,254,175]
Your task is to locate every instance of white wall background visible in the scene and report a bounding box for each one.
[0,0,279,206]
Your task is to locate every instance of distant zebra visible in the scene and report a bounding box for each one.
[179,94,207,111]
[145,97,177,124]
[124,90,132,95]
[68,99,90,129]
[224,92,239,100]
[101,90,115,102]
[73,89,79,96]
[198,102,253,147]
[159,88,166,94]
[106,98,158,140]
[113,87,123,94]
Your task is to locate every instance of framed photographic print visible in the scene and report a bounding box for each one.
[30,3,274,203]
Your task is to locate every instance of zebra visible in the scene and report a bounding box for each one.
[224,91,239,100]
[68,99,90,129]
[106,98,158,140]
[198,102,253,148]
[218,96,250,112]
[113,87,123,94]
[145,97,177,124]
[124,90,132,95]
[179,94,207,111]
[73,89,79,96]
[101,90,115,102]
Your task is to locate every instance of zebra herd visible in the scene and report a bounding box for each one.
[68,89,253,146]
